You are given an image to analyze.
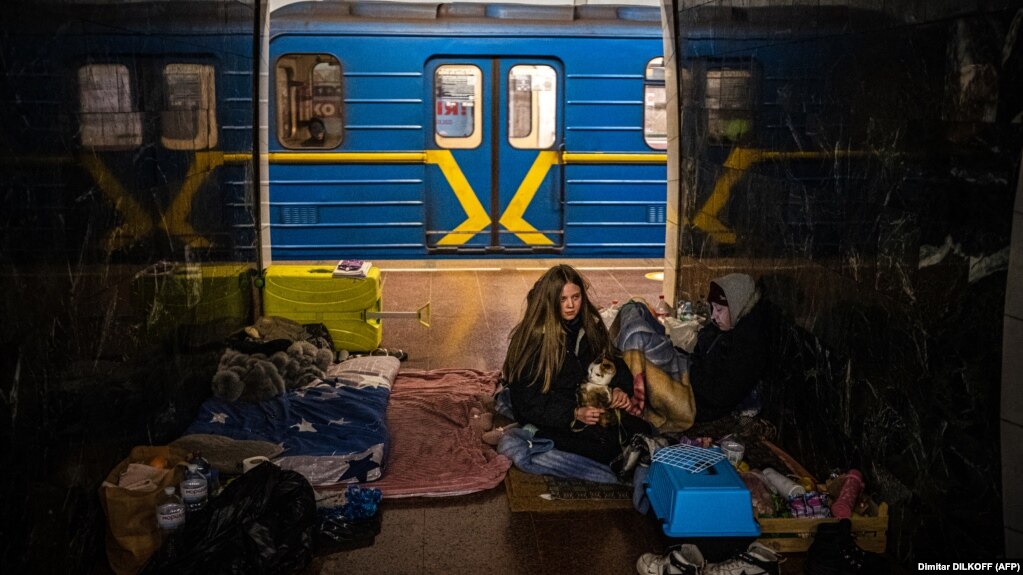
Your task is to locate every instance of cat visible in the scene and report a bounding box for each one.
[577,356,618,427]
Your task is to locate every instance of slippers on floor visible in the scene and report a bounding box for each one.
[370,348,408,361]
[348,348,409,362]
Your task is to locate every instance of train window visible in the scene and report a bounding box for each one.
[705,69,753,142]
[161,64,218,150]
[275,54,343,149]
[643,58,667,150]
[434,65,482,149]
[508,65,557,149]
[77,64,141,150]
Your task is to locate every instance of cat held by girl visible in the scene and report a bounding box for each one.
[576,356,618,427]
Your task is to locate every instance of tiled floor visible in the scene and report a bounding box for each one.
[309,258,809,575]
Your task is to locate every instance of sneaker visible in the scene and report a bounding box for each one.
[804,519,888,575]
[704,542,781,575]
[636,543,706,575]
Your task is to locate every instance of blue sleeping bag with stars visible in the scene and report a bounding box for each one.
[187,356,398,486]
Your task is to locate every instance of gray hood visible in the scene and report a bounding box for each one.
[710,273,760,324]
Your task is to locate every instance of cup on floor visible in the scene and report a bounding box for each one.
[720,439,744,467]
[243,456,271,473]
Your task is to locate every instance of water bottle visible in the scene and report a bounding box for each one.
[155,486,185,556]
[180,463,208,515]
[654,295,673,323]
[189,451,219,495]
[762,466,806,497]
[677,300,694,321]
[831,469,864,518]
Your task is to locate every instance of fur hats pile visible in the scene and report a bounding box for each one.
[212,340,334,403]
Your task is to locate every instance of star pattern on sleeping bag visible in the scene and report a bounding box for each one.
[338,452,377,482]
[328,417,349,426]
[292,418,317,433]
[210,412,228,424]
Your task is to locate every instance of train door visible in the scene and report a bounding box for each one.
[425,58,563,253]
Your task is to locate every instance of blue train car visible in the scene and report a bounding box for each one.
[267,1,667,259]
[0,1,255,262]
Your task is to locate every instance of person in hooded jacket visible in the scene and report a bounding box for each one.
[688,272,768,422]
[503,264,652,464]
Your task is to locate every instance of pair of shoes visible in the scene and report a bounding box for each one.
[636,543,705,575]
[612,433,672,481]
[804,519,888,574]
[348,348,409,361]
[370,347,408,361]
[705,542,781,575]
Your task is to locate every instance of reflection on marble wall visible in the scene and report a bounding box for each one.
[670,1,1021,563]
[0,2,257,572]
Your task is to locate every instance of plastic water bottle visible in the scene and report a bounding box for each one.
[677,300,694,321]
[155,486,185,556]
[189,451,219,495]
[762,466,806,497]
[831,469,864,518]
[654,295,673,323]
[180,463,208,516]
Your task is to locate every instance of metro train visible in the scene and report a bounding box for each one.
[1,1,668,263]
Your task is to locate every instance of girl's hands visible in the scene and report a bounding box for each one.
[609,388,631,409]
[574,406,604,426]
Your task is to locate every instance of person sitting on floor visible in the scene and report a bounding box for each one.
[502,264,652,465]
[687,272,768,422]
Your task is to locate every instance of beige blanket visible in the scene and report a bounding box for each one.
[623,349,696,432]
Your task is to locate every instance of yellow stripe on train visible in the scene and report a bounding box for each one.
[266,150,667,246]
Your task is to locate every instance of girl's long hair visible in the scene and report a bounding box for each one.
[502,264,612,393]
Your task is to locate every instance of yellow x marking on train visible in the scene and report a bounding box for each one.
[429,150,666,246]
[425,150,557,246]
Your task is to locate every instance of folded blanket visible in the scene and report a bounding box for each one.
[497,428,620,484]
[622,349,695,432]
[614,300,688,380]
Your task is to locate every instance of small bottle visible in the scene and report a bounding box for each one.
[654,295,673,323]
[831,469,864,518]
[762,466,806,497]
[189,451,220,495]
[155,486,185,556]
[180,463,208,516]
[678,300,694,321]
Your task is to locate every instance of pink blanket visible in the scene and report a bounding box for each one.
[358,368,511,497]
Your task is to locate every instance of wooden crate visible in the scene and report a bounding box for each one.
[755,502,889,554]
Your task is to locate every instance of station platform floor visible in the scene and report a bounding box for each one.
[308,258,818,575]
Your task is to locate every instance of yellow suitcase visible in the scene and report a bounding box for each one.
[261,264,383,352]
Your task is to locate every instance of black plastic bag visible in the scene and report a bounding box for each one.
[316,510,382,554]
[142,462,316,575]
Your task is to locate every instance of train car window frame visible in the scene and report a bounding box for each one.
[434,65,483,149]
[275,54,344,149]
[161,63,218,151]
[507,64,557,150]
[643,57,667,150]
[77,64,142,150]
[705,67,755,143]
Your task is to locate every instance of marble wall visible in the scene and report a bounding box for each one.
[0,2,258,572]
[666,0,1022,563]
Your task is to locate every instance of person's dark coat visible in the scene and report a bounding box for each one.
[689,273,768,422]
[508,317,646,464]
